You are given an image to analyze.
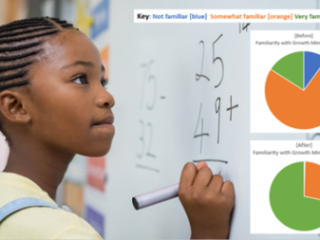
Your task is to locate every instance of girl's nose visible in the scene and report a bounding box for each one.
[96,87,115,108]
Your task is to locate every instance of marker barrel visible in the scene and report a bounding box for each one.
[132,183,179,210]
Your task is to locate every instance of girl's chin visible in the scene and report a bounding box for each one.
[77,145,112,157]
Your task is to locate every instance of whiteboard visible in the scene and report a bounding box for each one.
[86,0,320,239]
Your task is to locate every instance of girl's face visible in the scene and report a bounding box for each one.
[24,30,115,156]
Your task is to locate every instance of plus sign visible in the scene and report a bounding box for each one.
[226,96,238,121]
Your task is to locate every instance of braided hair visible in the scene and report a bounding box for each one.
[0,17,79,146]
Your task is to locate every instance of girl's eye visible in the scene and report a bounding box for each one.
[73,75,87,85]
[101,79,108,88]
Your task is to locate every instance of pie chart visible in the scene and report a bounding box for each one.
[265,51,320,129]
[270,161,320,231]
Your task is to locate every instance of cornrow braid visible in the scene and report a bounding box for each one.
[0,21,53,34]
[0,30,59,44]
[0,17,78,91]
[0,42,41,53]
[51,18,76,29]
[0,17,79,146]
[0,26,55,39]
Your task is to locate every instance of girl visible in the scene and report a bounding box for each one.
[0,17,234,239]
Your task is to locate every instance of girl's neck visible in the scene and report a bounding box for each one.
[3,143,75,200]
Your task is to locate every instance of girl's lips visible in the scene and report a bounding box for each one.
[92,123,114,128]
[91,123,115,133]
[92,115,114,126]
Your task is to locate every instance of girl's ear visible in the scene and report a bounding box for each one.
[0,90,31,124]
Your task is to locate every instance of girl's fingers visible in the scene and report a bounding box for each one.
[208,174,224,193]
[196,161,207,170]
[221,180,235,198]
[180,162,198,189]
[193,166,213,188]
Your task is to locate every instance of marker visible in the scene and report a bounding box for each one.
[132,183,179,210]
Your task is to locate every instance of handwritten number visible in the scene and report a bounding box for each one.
[146,75,157,110]
[195,41,210,81]
[140,63,149,109]
[137,120,156,159]
[239,23,250,33]
[194,103,209,153]
[140,60,157,110]
[137,120,145,158]
[146,123,156,158]
[212,34,224,88]
[215,98,221,144]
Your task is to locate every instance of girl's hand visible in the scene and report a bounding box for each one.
[178,162,235,239]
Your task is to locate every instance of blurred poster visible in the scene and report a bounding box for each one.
[86,156,106,191]
[60,0,76,24]
[85,205,105,238]
[65,155,86,184]
[100,46,109,79]
[75,0,93,36]
[90,0,110,39]
[41,0,55,18]
[63,181,84,216]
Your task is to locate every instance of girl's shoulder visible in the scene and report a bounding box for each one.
[0,172,101,239]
